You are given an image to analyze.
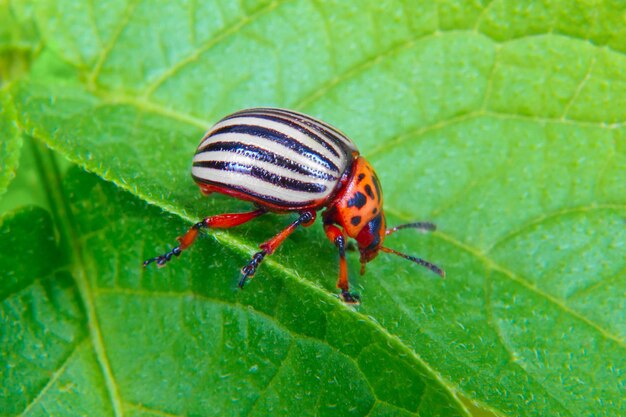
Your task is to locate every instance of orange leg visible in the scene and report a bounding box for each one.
[144,209,266,267]
[239,211,316,288]
[324,224,359,304]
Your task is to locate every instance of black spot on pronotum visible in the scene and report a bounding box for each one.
[364,184,375,199]
[347,192,367,209]
[351,216,362,226]
[372,208,378,214]
[357,173,366,183]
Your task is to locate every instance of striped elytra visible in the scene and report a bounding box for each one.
[145,107,444,304]
[192,108,358,209]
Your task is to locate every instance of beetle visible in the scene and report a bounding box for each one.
[144,108,444,303]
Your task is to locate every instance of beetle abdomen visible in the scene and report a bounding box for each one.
[192,108,358,208]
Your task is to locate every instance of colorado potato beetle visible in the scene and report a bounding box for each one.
[144,108,444,303]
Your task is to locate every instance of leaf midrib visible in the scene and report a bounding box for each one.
[30,142,124,417]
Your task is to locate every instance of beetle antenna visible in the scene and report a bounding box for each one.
[381,247,445,277]
[386,222,436,236]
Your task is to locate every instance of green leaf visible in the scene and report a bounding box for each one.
[0,135,51,214]
[0,92,22,197]
[0,1,40,85]
[8,0,626,416]
[0,206,112,416]
[0,1,39,51]
[2,167,467,417]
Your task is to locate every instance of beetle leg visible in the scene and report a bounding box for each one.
[324,224,360,304]
[144,209,266,267]
[239,211,316,288]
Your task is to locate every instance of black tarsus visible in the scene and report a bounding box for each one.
[239,251,267,288]
[143,221,205,267]
[238,211,314,289]
[340,289,360,304]
[143,246,183,267]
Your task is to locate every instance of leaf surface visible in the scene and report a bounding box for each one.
[0,93,21,196]
[0,1,40,86]
[8,0,626,416]
[1,167,466,417]
[0,206,113,416]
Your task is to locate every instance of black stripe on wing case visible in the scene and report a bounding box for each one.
[269,108,355,153]
[226,110,343,158]
[192,160,327,193]
[196,141,337,181]
[200,124,340,173]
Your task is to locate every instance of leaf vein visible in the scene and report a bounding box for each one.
[291,29,626,115]
[430,227,626,349]
[566,263,626,301]
[472,0,499,31]
[124,401,182,417]
[32,144,126,417]
[96,287,449,415]
[485,204,626,253]
[141,0,285,98]
[561,51,597,119]
[367,110,626,160]
[88,0,142,86]
[243,339,294,417]
[18,338,88,417]
[483,272,575,416]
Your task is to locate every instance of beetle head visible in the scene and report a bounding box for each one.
[328,156,444,277]
[355,211,386,273]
